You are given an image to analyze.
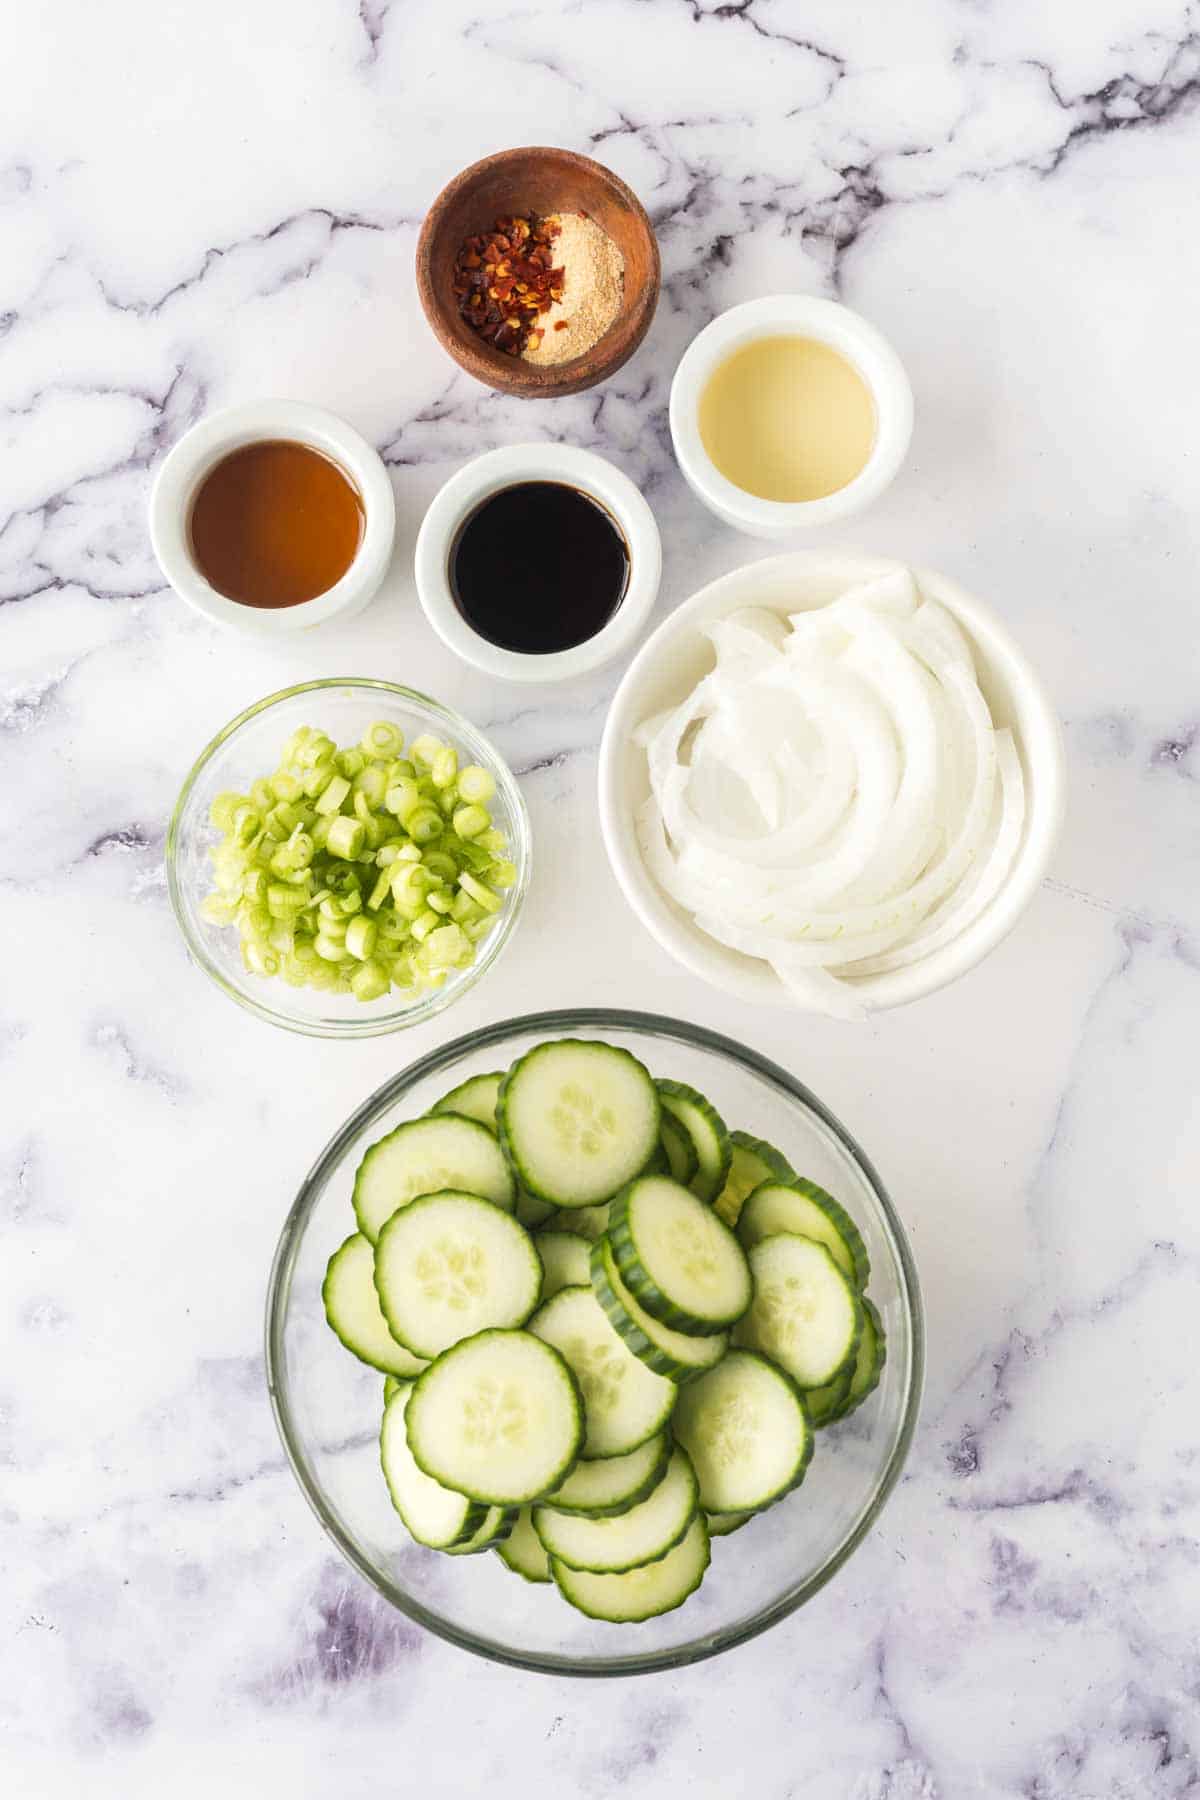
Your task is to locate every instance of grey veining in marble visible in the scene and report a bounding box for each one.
[3,2,1200,1796]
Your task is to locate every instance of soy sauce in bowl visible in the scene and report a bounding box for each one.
[449,481,629,654]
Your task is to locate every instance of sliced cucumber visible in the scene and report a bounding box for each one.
[534,1446,697,1573]
[804,1363,854,1427]
[406,1328,584,1506]
[429,1072,555,1226]
[373,1190,542,1359]
[546,1202,609,1242]
[496,1506,552,1583]
[383,1374,402,1405]
[528,1285,675,1459]
[737,1180,870,1288]
[323,1233,428,1378]
[445,1504,518,1556]
[499,1040,660,1209]
[672,1348,812,1514]
[660,1111,699,1185]
[830,1294,886,1422]
[536,1229,594,1300]
[713,1132,795,1229]
[608,1175,752,1336]
[379,1383,490,1549]
[543,1433,670,1518]
[590,1236,728,1381]
[516,1190,558,1229]
[706,1509,752,1537]
[552,1513,710,1623]
[655,1080,731,1204]
[734,1233,863,1388]
[353,1114,515,1243]
[430,1071,503,1130]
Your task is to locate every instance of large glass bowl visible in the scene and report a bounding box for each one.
[266,1009,923,1675]
[166,679,530,1038]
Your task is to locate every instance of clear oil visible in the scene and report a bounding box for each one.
[699,335,876,503]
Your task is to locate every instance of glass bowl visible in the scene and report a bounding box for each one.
[266,1009,923,1675]
[166,679,530,1038]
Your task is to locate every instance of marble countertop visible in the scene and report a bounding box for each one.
[5,2,1199,1795]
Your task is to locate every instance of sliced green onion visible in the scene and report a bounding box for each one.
[406,804,443,845]
[452,803,490,840]
[351,959,390,1001]
[315,774,351,816]
[345,916,378,961]
[458,870,503,913]
[325,816,366,860]
[457,765,496,805]
[362,721,404,760]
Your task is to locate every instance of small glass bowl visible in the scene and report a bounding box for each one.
[266,1008,923,1675]
[166,679,530,1038]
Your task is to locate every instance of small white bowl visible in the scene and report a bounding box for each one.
[670,297,914,538]
[414,443,662,683]
[598,550,1066,1015]
[149,400,396,632]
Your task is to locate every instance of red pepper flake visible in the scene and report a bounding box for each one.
[453,213,564,355]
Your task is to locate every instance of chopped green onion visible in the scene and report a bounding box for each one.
[345,916,378,961]
[336,747,367,780]
[325,816,366,860]
[431,746,458,789]
[452,804,490,840]
[315,774,352,816]
[406,804,443,845]
[458,871,503,913]
[351,959,390,1001]
[409,733,442,768]
[362,721,404,759]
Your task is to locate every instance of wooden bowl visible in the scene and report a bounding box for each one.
[416,147,661,400]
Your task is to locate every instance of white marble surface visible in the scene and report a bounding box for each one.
[4,2,1199,1794]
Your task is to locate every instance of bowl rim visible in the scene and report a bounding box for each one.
[413,442,663,683]
[264,1005,925,1677]
[165,678,531,1038]
[598,549,1067,1013]
[669,297,914,535]
[415,145,661,399]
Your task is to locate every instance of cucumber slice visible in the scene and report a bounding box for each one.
[543,1433,670,1518]
[496,1506,552,1583]
[536,1229,594,1300]
[383,1374,402,1405]
[655,1080,731,1204]
[590,1236,728,1381]
[713,1132,795,1229]
[380,1384,490,1549]
[672,1348,813,1514]
[429,1074,555,1227]
[659,1111,699,1185]
[322,1233,428,1378]
[830,1294,886,1422]
[516,1190,558,1229]
[528,1285,675,1458]
[608,1176,752,1336]
[706,1509,752,1537]
[373,1190,542,1359]
[545,1202,609,1242]
[734,1233,863,1388]
[552,1514,710,1623]
[353,1114,515,1243]
[534,1446,698,1573]
[737,1180,869,1288]
[804,1363,854,1427]
[499,1040,660,1209]
[406,1329,584,1506]
[430,1071,503,1130]
[444,1504,518,1556]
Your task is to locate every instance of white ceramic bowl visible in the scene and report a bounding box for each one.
[598,550,1066,1014]
[150,400,396,632]
[670,297,913,538]
[414,443,661,683]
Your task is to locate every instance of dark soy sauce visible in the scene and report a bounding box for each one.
[449,481,629,654]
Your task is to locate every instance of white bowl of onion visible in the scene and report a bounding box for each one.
[598,551,1065,1019]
